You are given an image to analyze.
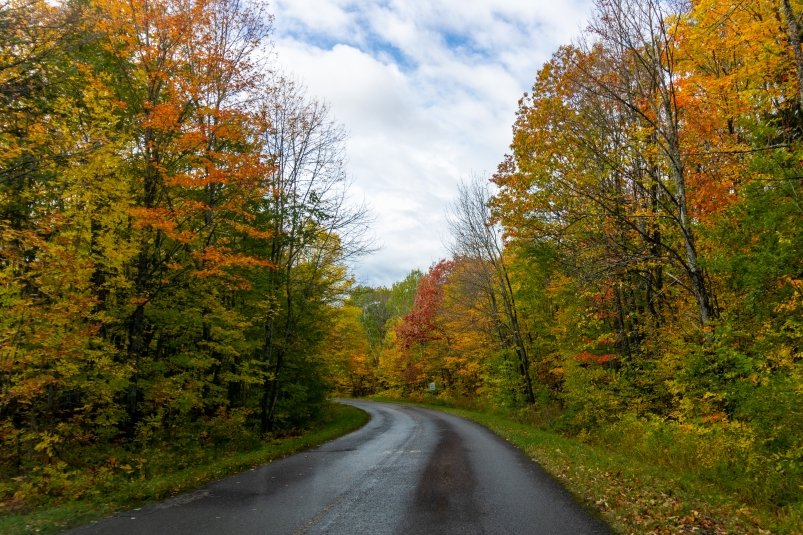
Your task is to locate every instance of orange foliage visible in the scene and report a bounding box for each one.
[574,352,618,365]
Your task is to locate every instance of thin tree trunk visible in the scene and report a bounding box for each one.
[658,9,717,326]
[782,0,803,114]
[499,265,536,404]
[666,137,716,325]
[260,314,276,434]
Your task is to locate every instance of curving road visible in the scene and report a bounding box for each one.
[67,400,612,534]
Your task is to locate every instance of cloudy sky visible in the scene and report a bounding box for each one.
[269,0,595,287]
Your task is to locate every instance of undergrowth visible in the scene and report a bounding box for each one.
[371,395,802,535]
[0,402,369,535]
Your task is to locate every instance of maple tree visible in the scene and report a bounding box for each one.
[393,260,453,392]
[1,0,802,521]
[88,0,276,434]
[0,0,368,504]
[335,0,802,514]
[389,259,498,399]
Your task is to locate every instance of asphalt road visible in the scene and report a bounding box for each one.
[67,400,613,534]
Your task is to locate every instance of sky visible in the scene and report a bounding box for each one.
[269,0,595,287]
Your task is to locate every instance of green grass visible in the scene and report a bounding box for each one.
[0,402,368,535]
[9,397,799,535]
[371,396,801,535]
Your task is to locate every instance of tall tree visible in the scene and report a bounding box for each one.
[586,0,717,325]
[253,76,370,432]
[447,178,535,403]
[0,0,135,466]
[89,0,274,433]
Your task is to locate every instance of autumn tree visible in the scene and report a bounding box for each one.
[0,0,136,468]
[588,0,718,325]
[447,177,535,403]
[674,0,803,477]
[394,260,455,393]
[251,75,370,432]
[323,304,373,397]
[86,0,277,438]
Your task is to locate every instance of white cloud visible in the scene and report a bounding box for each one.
[270,0,356,39]
[270,0,594,287]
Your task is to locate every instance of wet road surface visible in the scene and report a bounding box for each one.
[67,400,612,534]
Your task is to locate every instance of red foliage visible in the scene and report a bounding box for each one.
[395,259,455,350]
[574,352,617,365]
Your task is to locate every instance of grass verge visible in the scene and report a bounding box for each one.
[371,396,800,535]
[0,402,368,535]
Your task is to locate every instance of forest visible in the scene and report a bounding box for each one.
[0,0,370,510]
[330,0,802,520]
[0,0,801,528]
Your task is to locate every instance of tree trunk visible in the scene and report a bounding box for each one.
[125,303,145,434]
[782,0,803,115]
[666,137,717,325]
[499,266,536,404]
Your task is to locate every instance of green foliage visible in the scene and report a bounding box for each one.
[0,0,366,516]
[481,349,528,409]
[376,399,800,534]
[344,0,803,523]
[270,353,331,431]
[0,403,368,535]
[557,361,624,434]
